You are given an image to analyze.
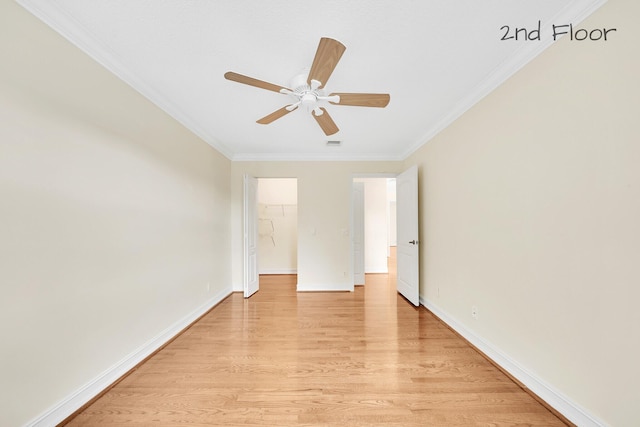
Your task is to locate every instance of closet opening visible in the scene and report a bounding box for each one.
[257,178,298,287]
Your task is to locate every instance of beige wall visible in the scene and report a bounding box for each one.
[5,0,638,425]
[406,1,639,425]
[231,162,402,291]
[0,3,231,426]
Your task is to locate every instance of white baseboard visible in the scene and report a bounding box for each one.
[26,287,233,427]
[421,297,607,427]
[259,268,297,275]
[296,282,353,292]
[364,268,389,274]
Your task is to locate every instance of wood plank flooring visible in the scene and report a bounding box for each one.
[66,255,567,426]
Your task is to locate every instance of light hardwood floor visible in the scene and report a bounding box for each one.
[66,251,568,426]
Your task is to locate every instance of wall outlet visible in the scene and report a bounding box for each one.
[471,305,478,319]
[206,282,211,292]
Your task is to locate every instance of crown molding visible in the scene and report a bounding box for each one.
[401,0,608,160]
[16,0,235,160]
[231,152,404,162]
[17,0,606,164]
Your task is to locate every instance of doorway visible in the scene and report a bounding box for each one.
[352,176,397,287]
[257,178,298,280]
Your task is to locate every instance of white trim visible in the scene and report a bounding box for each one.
[26,287,233,427]
[296,282,352,292]
[350,173,399,289]
[421,297,608,427]
[232,152,404,162]
[400,0,608,159]
[16,0,606,164]
[364,268,389,274]
[352,173,398,179]
[16,0,235,160]
[259,268,297,275]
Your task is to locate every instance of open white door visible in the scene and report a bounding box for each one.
[352,181,365,285]
[396,166,419,306]
[243,174,259,298]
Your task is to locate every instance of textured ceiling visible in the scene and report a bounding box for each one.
[18,0,604,161]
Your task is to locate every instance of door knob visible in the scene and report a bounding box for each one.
[409,240,419,245]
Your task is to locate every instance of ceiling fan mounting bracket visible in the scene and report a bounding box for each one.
[289,71,312,93]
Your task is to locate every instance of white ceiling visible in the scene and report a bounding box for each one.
[18,0,604,161]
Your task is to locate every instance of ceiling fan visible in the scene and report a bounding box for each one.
[224,37,390,136]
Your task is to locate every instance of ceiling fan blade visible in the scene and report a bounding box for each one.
[307,38,346,88]
[224,71,291,93]
[312,107,339,136]
[329,93,390,108]
[256,105,297,124]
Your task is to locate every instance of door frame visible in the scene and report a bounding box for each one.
[350,173,397,289]
[352,181,365,285]
[243,176,299,296]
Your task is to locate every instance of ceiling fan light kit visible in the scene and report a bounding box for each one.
[224,37,390,136]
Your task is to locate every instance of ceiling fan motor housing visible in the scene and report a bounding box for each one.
[288,72,328,112]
